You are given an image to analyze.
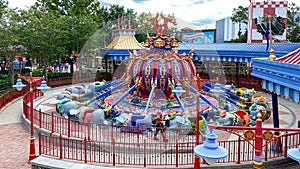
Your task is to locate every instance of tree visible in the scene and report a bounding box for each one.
[0,0,8,18]
[135,12,181,43]
[135,12,156,43]
[231,6,248,39]
[0,6,24,85]
[20,8,70,79]
[287,3,300,42]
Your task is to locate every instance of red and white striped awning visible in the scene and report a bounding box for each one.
[277,48,300,65]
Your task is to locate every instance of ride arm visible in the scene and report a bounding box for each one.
[84,79,121,97]
[170,82,187,112]
[187,83,218,111]
[219,94,246,109]
[112,81,140,108]
[221,87,248,102]
[85,81,127,105]
[145,80,157,112]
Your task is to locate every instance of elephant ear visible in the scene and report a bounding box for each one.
[70,109,80,115]
[49,99,61,105]
[52,92,61,96]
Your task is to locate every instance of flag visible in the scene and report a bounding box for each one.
[265,22,269,52]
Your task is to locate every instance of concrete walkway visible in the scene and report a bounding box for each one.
[0,87,65,169]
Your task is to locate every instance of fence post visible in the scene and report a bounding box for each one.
[264,143,268,161]
[137,125,140,147]
[39,109,42,129]
[176,140,178,167]
[284,135,288,158]
[39,132,41,156]
[144,139,146,168]
[68,117,70,138]
[236,136,241,164]
[112,138,115,166]
[60,134,63,159]
[88,121,91,141]
[51,112,54,133]
[84,137,87,163]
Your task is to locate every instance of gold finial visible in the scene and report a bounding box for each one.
[257,113,262,119]
[268,15,276,61]
[209,119,214,124]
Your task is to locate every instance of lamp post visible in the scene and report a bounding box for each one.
[210,82,224,103]
[74,52,79,84]
[13,72,50,162]
[194,95,201,169]
[194,125,228,167]
[15,55,25,76]
[172,82,186,98]
[208,113,300,169]
[79,54,85,80]
[69,54,74,74]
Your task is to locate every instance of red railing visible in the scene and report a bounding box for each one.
[0,86,29,111]
[21,89,300,167]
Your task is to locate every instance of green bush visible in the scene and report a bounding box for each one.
[48,72,72,78]
[31,68,45,77]
[0,74,12,84]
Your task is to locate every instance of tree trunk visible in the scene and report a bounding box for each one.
[42,57,48,80]
[6,54,16,86]
[238,22,242,39]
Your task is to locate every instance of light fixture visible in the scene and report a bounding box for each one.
[13,78,26,91]
[37,80,51,92]
[194,129,228,165]
[172,82,186,97]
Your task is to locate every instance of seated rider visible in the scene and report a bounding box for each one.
[57,101,83,119]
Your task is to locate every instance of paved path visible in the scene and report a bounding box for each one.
[0,87,65,169]
[1,87,300,169]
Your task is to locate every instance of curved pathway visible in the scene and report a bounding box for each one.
[0,87,65,169]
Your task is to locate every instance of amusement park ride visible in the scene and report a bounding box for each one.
[51,12,271,132]
[31,12,300,169]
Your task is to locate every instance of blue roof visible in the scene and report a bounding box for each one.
[102,43,300,62]
[177,43,300,53]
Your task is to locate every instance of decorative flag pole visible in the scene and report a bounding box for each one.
[268,15,276,61]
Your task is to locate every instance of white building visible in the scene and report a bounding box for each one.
[216,16,247,43]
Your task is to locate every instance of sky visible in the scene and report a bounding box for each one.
[7,0,300,29]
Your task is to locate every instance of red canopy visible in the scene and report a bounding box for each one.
[277,48,300,65]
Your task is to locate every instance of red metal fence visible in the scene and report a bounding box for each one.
[0,86,29,111]
[21,90,300,167]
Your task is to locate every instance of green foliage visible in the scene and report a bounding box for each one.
[28,68,72,79]
[231,6,248,39]
[47,72,72,78]
[31,68,45,77]
[0,74,10,84]
[230,30,248,43]
[287,3,300,42]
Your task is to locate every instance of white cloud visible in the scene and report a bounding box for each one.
[7,0,36,9]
